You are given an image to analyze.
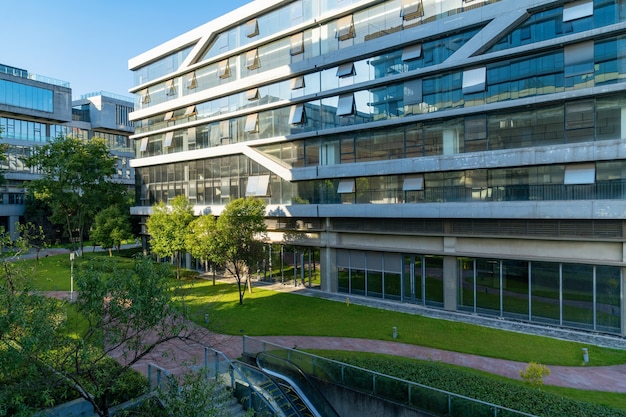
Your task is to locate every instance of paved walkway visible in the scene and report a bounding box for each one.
[46,279,626,394]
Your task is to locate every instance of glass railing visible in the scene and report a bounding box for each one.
[243,336,538,417]
[80,91,134,103]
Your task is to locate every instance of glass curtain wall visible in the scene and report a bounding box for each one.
[458,258,622,334]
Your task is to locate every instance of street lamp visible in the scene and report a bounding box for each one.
[70,252,75,302]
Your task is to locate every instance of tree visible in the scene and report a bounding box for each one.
[186,214,217,283]
[15,222,47,261]
[24,136,125,252]
[208,197,267,305]
[146,195,194,279]
[91,205,133,256]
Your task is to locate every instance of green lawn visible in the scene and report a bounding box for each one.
[178,279,626,366]
[27,254,626,368]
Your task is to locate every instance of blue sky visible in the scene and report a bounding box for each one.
[1,0,252,99]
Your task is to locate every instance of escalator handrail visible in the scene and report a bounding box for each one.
[231,359,306,417]
[256,352,341,417]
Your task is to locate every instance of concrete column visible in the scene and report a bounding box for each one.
[621,266,626,337]
[320,216,337,292]
[443,232,458,311]
[443,255,458,311]
[8,215,19,240]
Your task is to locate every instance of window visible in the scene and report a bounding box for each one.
[247,88,260,101]
[220,120,230,138]
[564,163,595,184]
[218,59,230,79]
[337,94,355,116]
[141,90,150,104]
[246,49,260,70]
[291,76,305,90]
[290,33,304,56]
[245,113,259,133]
[186,72,197,89]
[165,80,176,96]
[564,41,594,77]
[164,111,174,121]
[465,116,487,141]
[565,101,594,130]
[402,44,423,61]
[188,127,196,144]
[403,175,424,191]
[245,175,270,196]
[337,62,356,78]
[290,103,305,124]
[563,0,593,22]
[401,0,424,21]
[404,79,423,105]
[337,15,355,41]
[337,179,355,193]
[184,105,196,117]
[139,138,148,152]
[462,67,486,94]
[246,18,259,38]
[164,131,174,148]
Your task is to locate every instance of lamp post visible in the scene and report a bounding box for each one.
[70,252,75,302]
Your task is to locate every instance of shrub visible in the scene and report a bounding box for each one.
[520,362,551,387]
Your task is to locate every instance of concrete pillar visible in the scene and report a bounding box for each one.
[320,216,337,292]
[443,233,458,311]
[8,215,19,240]
[621,266,626,337]
[443,255,458,311]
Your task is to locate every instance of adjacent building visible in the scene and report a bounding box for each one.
[129,0,626,336]
[0,63,135,236]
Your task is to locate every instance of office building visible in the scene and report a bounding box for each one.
[0,63,135,236]
[129,0,626,336]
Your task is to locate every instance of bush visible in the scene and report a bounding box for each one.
[324,354,626,417]
[520,362,551,387]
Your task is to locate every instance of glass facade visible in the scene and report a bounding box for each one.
[0,79,53,112]
[459,257,621,334]
[130,0,626,336]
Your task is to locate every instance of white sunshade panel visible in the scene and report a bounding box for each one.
[337,179,355,193]
[564,163,596,185]
[563,0,593,22]
[402,44,423,61]
[403,176,424,191]
[164,131,174,147]
[462,67,486,94]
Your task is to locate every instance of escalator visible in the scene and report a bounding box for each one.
[255,352,340,417]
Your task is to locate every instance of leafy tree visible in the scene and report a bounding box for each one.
[23,192,62,244]
[186,214,217,283]
[91,205,133,256]
[15,222,47,261]
[0,230,66,416]
[146,195,194,279]
[24,136,124,252]
[208,197,267,304]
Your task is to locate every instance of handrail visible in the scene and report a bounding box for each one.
[243,336,538,417]
[257,352,341,417]
[230,360,304,417]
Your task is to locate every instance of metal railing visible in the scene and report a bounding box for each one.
[243,336,538,417]
[146,344,284,417]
